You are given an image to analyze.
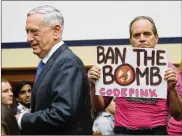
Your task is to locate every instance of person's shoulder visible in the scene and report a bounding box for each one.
[61,47,84,64]
[97,114,111,123]
[100,112,113,117]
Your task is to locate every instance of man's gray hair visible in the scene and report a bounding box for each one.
[27,5,64,28]
[129,16,158,38]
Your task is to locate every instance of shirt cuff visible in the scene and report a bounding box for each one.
[17,113,25,130]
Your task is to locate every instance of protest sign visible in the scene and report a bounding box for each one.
[95,46,168,99]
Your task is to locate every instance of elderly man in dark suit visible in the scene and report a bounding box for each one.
[16,5,92,135]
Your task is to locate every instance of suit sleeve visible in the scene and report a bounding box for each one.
[21,57,84,133]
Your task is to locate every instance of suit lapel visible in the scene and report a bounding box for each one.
[31,43,68,111]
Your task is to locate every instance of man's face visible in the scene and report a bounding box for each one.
[1,82,13,105]
[25,13,55,59]
[17,84,31,105]
[130,19,158,48]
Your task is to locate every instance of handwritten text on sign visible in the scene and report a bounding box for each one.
[95,46,168,99]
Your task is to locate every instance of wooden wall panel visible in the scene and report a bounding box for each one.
[2,67,36,83]
[1,66,92,84]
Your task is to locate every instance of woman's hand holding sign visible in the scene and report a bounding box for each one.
[88,65,101,84]
[88,65,106,111]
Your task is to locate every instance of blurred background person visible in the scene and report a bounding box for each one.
[92,98,115,135]
[1,78,13,106]
[13,80,32,114]
[167,60,182,135]
[1,104,20,135]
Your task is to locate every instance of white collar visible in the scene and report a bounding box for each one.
[42,41,64,64]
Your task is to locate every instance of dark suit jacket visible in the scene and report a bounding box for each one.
[21,43,92,134]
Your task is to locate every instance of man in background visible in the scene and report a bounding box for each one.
[88,16,182,135]
[13,80,32,114]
